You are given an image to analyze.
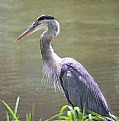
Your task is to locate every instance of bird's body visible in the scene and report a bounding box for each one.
[40,36,110,116]
[16,15,116,119]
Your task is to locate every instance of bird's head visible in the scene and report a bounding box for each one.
[16,15,60,41]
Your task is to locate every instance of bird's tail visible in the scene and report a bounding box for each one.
[107,113,117,121]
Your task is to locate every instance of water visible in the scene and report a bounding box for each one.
[0,1,119,120]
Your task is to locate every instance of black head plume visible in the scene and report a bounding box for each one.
[37,15,55,21]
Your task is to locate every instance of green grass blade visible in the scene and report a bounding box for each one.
[46,113,61,121]
[31,103,35,121]
[29,113,31,121]
[117,116,119,121]
[88,114,92,121]
[2,100,19,121]
[26,113,29,121]
[58,115,68,120]
[68,105,76,120]
[26,113,32,121]
[81,108,86,121]
[14,96,20,116]
[6,112,10,121]
[67,111,72,121]
[60,105,68,115]
[74,107,82,121]
[39,119,42,121]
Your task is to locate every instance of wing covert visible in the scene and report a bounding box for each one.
[60,64,110,116]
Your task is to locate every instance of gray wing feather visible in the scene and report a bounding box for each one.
[60,64,110,116]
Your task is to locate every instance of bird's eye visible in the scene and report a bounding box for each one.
[33,21,38,27]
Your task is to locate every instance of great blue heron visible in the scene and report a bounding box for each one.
[16,15,115,119]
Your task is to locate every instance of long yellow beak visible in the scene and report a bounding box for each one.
[16,24,35,41]
[16,22,40,42]
[16,25,35,41]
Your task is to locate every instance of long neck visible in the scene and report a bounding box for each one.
[40,35,62,89]
[40,36,53,61]
[40,35,60,61]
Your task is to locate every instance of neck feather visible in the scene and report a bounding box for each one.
[40,36,53,60]
[40,35,62,90]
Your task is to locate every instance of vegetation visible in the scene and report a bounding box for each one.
[2,96,119,121]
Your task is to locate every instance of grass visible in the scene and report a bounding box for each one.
[2,96,119,121]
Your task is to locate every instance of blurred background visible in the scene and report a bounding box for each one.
[0,0,119,120]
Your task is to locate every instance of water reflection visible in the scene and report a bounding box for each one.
[0,1,119,120]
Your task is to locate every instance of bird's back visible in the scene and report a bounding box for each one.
[60,57,110,116]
